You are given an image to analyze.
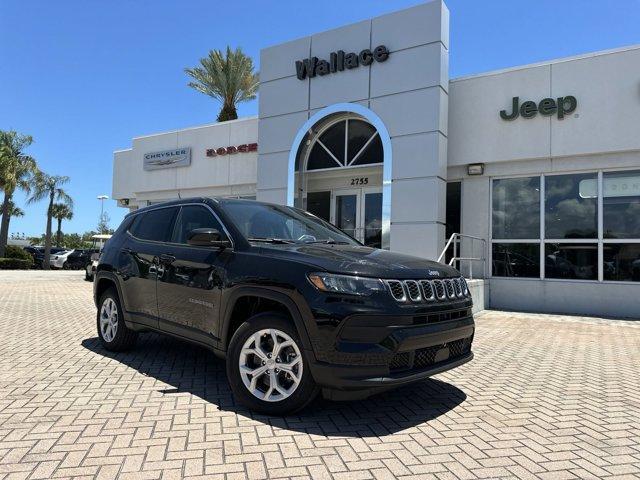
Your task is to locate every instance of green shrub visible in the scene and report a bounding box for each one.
[0,258,33,270]
[5,245,32,261]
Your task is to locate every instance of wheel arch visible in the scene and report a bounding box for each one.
[221,287,313,354]
[94,271,124,309]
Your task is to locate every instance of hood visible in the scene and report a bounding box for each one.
[256,243,460,279]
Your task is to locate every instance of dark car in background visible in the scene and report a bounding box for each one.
[93,198,474,415]
[64,249,92,270]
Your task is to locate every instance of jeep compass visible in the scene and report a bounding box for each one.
[94,198,474,415]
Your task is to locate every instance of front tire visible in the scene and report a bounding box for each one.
[227,313,319,415]
[97,288,137,351]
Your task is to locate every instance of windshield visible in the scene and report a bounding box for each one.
[221,200,359,245]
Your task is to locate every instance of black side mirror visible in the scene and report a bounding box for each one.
[187,228,231,249]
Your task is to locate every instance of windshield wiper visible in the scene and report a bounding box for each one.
[247,237,295,244]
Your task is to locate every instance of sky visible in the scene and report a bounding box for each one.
[1,0,640,237]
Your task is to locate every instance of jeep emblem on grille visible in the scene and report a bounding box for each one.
[428,270,440,277]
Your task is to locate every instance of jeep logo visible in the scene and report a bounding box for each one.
[295,45,390,80]
[500,96,577,121]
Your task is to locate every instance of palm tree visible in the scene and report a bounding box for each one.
[4,200,25,219]
[0,200,26,244]
[0,130,38,257]
[51,203,73,247]
[185,46,259,122]
[28,173,73,269]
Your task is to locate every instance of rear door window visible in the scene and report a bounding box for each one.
[130,207,179,242]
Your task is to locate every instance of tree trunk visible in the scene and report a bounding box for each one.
[217,103,238,122]
[43,193,54,270]
[0,192,13,258]
[56,218,63,247]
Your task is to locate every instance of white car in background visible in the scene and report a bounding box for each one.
[85,234,112,281]
[50,249,75,269]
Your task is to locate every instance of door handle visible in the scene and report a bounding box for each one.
[121,247,134,254]
[159,253,176,265]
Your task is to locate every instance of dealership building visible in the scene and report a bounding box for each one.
[113,1,640,319]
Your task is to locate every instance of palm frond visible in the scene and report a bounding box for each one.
[185,46,258,120]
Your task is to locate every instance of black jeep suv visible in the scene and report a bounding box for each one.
[94,198,474,414]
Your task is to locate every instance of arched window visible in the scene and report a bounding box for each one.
[304,117,383,171]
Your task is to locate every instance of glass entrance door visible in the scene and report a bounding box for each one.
[362,190,382,248]
[328,187,382,247]
[334,190,359,240]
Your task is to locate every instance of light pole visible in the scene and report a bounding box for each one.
[97,195,109,233]
[97,195,109,218]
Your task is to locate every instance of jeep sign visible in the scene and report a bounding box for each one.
[500,96,577,120]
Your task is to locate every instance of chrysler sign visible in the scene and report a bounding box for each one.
[295,45,390,80]
[143,148,191,171]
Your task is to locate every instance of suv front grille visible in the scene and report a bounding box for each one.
[389,335,473,372]
[386,280,406,301]
[461,278,469,296]
[420,280,435,300]
[385,277,471,303]
[433,280,446,300]
[404,280,422,301]
[453,278,463,297]
[444,279,456,299]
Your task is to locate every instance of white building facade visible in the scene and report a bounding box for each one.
[113,1,640,318]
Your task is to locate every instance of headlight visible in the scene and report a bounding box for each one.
[307,273,384,296]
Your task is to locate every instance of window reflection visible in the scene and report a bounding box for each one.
[492,243,540,278]
[604,243,640,282]
[545,174,597,239]
[603,170,640,239]
[492,177,540,239]
[544,243,597,280]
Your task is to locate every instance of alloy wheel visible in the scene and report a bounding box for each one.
[239,329,303,402]
[100,298,118,342]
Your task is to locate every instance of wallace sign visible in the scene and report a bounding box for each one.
[295,45,390,80]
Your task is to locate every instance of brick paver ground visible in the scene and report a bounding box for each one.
[1,271,639,480]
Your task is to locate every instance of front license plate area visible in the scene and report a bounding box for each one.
[434,347,450,363]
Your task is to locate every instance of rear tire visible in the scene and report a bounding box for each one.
[227,313,319,415]
[97,288,137,351]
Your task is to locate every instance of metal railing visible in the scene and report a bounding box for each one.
[437,233,487,280]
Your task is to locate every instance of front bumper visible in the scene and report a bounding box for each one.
[306,308,475,400]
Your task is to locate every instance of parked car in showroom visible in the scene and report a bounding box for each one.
[93,198,474,415]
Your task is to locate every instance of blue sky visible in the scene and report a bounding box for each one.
[2,0,639,236]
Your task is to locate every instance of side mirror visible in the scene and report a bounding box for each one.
[187,228,231,249]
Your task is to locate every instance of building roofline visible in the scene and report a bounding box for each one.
[451,43,640,83]
[130,115,258,141]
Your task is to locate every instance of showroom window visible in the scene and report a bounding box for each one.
[491,177,540,277]
[492,170,640,282]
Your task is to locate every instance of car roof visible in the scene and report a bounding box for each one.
[125,197,289,218]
